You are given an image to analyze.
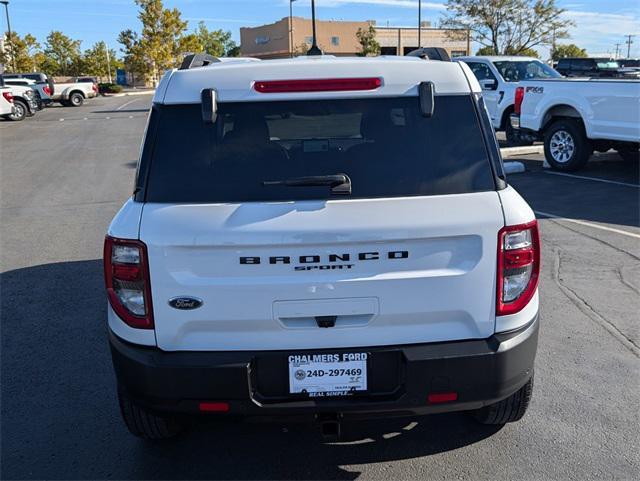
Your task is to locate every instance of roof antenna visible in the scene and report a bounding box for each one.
[307,0,323,56]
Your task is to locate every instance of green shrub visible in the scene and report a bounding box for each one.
[98,83,124,94]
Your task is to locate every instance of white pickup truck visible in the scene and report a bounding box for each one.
[511,79,640,170]
[0,81,15,117]
[50,80,97,107]
[454,56,561,145]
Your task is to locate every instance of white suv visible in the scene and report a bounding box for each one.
[105,54,540,439]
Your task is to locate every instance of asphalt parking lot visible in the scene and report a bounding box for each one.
[1,95,638,480]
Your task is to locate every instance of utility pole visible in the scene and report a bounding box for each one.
[614,43,621,59]
[0,1,17,72]
[417,0,422,48]
[105,43,113,83]
[307,0,322,56]
[289,0,296,58]
[625,34,635,58]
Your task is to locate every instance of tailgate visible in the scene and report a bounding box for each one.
[141,193,504,351]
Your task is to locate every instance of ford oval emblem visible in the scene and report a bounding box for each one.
[168,296,203,310]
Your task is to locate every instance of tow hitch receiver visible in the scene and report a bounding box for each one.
[317,413,341,442]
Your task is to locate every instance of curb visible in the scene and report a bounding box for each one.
[500,145,544,158]
[503,161,526,174]
[103,91,156,98]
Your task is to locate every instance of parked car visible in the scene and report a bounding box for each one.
[49,79,97,106]
[510,78,640,170]
[105,54,540,439]
[2,83,39,121]
[618,59,640,69]
[453,56,561,144]
[555,58,640,79]
[0,76,16,118]
[2,72,55,100]
[73,76,99,89]
[3,77,52,109]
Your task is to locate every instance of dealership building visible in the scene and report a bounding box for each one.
[240,17,470,59]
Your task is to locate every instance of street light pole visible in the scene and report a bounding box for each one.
[289,0,296,58]
[417,0,421,48]
[625,34,635,58]
[105,43,113,83]
[0,1,17,72]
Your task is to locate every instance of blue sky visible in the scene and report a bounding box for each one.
[4,0,640,58]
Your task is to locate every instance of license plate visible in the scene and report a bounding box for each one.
[288,353,368,397]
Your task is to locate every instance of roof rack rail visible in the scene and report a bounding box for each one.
[406,47,451,62]
[179,54,220,70]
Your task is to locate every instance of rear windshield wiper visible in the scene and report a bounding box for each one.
[263,174,351,195]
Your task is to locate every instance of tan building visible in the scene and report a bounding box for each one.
[240,17,469,59]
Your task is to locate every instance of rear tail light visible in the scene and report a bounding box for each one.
[514,86,525,115]
[254,77,382,93]
[2,91,13,103]
[43,86,52,96]
[92,83,98,93]
[104,236,154,329]
[497,221,540,316]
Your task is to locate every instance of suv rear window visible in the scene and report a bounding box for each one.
[140,96,495,203]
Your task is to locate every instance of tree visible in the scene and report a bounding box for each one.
[552,43,587,61]
[505,46,539,57]
[476,46,497,55]
[118,0,190,85]
[83,41,122,81]
[442,0,573,56]
[227,45,241,57]
[42,31,83,75]
[177,33,203,57]
[118,29,147,85]
[194,22,238,57]
[478,45,538,57]
[0,32,41,72]
[293,42,309,56]
[356,24,380,57]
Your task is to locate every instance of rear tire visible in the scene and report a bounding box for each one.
[8,99,27,121]
[69,92,84,107]
[472,375,534,425]
[543,119,591,171]
[117,388,185,440]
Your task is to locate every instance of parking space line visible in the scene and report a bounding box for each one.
[544,171,639,188]
[116,98,140,111]
[535,210,640,239]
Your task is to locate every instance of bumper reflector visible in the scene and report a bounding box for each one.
[427,392,458,404]
[199,402,230,412]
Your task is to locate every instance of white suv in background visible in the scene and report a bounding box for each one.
[105,54,541,439]
[454,56,561,144]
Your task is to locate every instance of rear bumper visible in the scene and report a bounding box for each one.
[110,315,538,420]
[509,114,540,141]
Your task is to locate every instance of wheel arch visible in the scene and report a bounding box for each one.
[68,89,86,99]
[500,104,515,130]
[541,104,584,132]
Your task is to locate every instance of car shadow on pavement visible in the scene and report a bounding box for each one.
[92,108,150,114]
[509,159,640,229]
[1,260,502,480]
